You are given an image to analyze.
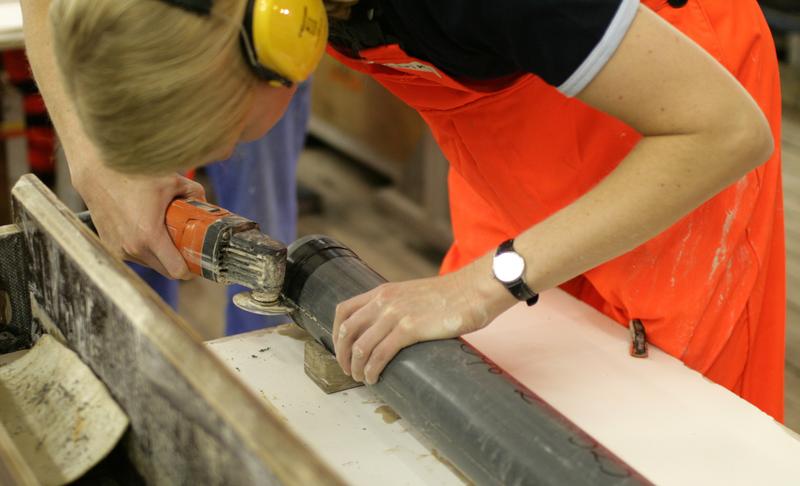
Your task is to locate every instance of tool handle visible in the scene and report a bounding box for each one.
[165,199,231,275]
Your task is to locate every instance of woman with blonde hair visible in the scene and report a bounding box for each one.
[22,0,785,420]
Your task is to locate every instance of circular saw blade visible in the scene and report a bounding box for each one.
[233,291,294,316]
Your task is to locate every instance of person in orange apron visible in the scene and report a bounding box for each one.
[39,0,783,420]
[326,0,785,421]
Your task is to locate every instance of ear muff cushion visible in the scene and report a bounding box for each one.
[250,0,328,83]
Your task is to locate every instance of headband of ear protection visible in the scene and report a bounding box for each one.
[160,0,328,87]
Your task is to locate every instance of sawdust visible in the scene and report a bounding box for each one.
[710,209,737,277]
[442,316,463,332]
[430,449,474,485]
[277,324,312,342]
[374,405,400,424]
[71,415,86,443]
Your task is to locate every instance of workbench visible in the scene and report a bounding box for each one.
[208,291,800,486]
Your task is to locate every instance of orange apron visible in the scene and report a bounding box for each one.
[328,0,785,420]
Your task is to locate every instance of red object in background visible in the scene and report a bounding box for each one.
[2,49,56,186]
[2,49,191,186]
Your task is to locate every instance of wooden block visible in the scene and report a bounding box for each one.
[304,340,362,394]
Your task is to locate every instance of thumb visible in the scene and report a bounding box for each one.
[177,176,207,201]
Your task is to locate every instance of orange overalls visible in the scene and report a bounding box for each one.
[328,0,785,420]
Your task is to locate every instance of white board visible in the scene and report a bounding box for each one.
[207,326,465,486]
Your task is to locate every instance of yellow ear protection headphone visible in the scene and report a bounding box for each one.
[160,0,328,87]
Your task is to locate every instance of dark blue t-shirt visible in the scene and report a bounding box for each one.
[329,0,640,96]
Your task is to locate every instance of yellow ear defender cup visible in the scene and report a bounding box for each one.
[244,0,328,86]
[160,0,328,87]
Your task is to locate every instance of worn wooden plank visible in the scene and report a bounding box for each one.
[0,335,128,484]
[10,174,343,485]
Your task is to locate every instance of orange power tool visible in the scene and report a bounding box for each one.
[165,198,290,315]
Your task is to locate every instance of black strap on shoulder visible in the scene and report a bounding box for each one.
[159,0,213,15]
[328,0,396,57]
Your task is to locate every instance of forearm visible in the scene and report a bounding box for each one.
[20,0,102,188]
[472,128,765,314]
[471,6,774,315]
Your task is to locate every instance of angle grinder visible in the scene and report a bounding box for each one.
[165,198,292,315]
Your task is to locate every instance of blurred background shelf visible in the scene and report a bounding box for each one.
[308,55,452,252]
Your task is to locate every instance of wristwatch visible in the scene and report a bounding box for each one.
[492,239,539,306]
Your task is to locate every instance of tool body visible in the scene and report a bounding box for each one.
[165,198,290,314]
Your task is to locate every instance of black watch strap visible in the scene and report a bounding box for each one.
[496,240,539,306]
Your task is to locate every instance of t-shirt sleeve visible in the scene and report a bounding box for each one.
[429,0,641,96]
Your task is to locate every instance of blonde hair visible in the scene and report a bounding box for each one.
[50,0,256,174]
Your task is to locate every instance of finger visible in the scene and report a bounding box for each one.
[333,289,376,346]
[363,325,419,385]
[335,301,379,375]
[150,229,192,280]
[349,317,396,383]
[175,175,207,201]
[114,229,174,278]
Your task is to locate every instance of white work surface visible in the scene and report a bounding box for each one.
[208,289,800,485]
[0,1,23,49]
[208,325,463,485]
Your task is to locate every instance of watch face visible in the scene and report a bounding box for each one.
[493,251,525,283]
